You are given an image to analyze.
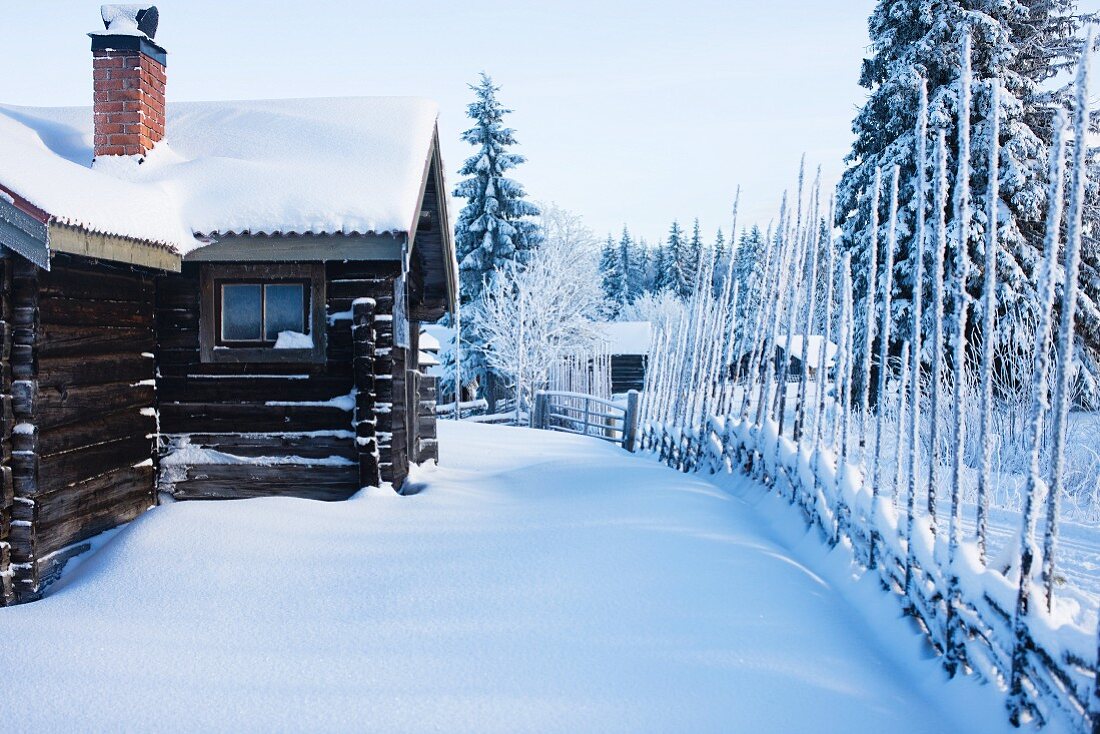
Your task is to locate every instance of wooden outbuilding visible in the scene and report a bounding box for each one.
[596,321,652,394]
[0,5,455,605]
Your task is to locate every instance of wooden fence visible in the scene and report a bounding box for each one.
[642,408,1098,732]
[531,389,640,452]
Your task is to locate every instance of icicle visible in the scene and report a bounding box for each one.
[945,33,972,677]
[1043,38,1092,612]
[977,77,1000,564]
[1007,109,1067,726]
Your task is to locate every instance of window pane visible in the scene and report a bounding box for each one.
[264,283,305,340]
[221,284,262,341]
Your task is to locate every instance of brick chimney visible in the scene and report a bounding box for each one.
[89,5,166,159]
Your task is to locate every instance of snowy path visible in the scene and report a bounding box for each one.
[0,422,1013,733]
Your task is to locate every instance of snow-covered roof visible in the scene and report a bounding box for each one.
[419,329,442,351]
[775,334,838,369]
[0,97,440,254]
[595,321,652,355]
[418,350,441,367]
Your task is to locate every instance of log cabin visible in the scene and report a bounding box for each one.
[0,5,455,605]
[596,321,652,394]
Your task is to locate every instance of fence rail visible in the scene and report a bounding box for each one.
[531,390,640,452]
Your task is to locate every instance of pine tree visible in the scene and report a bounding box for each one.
[684,219,705,299]
[650,241,672,294]
[629,235,650,301]
[617,227,633,307]
[599,235,623,318]
[663,221,689,297]
[836,0,1097,396]
[712,228,727,296]
[732,226,767,321]
[452,72,541,400]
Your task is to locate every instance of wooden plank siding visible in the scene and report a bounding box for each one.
[155,260,416,498]
[7,253,158,603]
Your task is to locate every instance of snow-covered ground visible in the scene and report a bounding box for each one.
[1,422,1018,733]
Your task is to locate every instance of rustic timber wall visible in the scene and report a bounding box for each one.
[611,354,647,394]
[9,254,157,602]
[155,260,414,498]
[0,257,14,606]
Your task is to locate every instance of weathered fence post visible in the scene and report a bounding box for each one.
[352,298,382,489]
[623,390,640,452]
[531,391,547,430]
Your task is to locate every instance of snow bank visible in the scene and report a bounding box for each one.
[2,422,1012,733]
[0,96,439,253]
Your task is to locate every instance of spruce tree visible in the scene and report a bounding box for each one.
[733,226,767,323]
[652,234,677,294]
[599,232,630,318]
[452,72,541,401]
[712,228,727,296]
[836,0,1098,397]
[684,219,705,298]
[629,235,650,301]
[617,227,633,307]
[666,220,691,299]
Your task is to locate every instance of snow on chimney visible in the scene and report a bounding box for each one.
[89,5,166,159]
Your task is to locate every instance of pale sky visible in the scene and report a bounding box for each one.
[1,1,1096,244]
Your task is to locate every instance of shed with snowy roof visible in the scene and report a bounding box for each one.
[594,322,652,394]
[0,5,456,605]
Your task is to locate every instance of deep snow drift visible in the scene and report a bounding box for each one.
[0,422,1013,733]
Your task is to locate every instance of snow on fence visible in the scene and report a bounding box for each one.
[532,390,640,452]
[640,37,1098,731]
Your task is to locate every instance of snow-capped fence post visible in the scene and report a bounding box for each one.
[858,167,881,464]
[1043,36,1091,613]
[623,390,641,452]
[944,33,973,678]
[352,297,382,489]
[1093,636,1100,734]
[869,165,899,569]
[976,77,999,564]
[1007,106,1066,727]
[926,128,949,534]
[904,75,929,600]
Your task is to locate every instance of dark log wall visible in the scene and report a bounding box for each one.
[0,257,13,606]
[611,354,648,394]
[8,254,157,602]
[155,260,415,498]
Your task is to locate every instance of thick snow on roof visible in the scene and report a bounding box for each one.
[0,97,439,253]
[418,328,442,351]
[775,334,838,369]
[595,321,652,355]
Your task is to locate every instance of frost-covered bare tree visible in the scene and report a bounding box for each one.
[475,206,603,420]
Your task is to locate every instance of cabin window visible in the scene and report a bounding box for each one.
[217,281,308,345]
[200,263,326,363]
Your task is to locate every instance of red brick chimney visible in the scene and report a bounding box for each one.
[90,5,166,159]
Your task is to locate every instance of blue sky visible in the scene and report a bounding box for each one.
[1,1,1095,244]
